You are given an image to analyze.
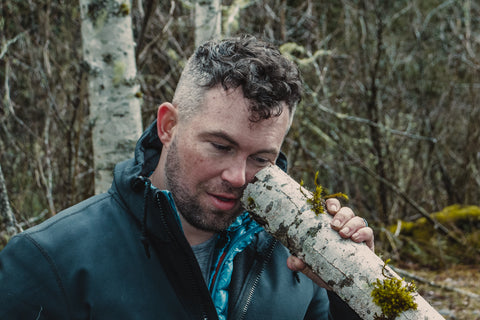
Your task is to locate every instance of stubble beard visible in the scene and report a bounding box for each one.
[164,138,245,233]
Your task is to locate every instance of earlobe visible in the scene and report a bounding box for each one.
[156,103,177,144]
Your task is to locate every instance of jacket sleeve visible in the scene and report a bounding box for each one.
[304,285,330,320]
[0,233,68,319]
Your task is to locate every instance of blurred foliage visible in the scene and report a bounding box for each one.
[1,0,479,266]
[388,205,480,268]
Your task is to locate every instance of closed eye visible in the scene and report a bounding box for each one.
[250,155,272,166]
[211,142,232,152]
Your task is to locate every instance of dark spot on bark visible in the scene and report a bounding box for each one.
[246,197,256,210]
[265,201,273,213]
[339,275,354,288]
[102,53,113,64]
[306,223,322,237]
[276,222,289,244]
[249,212,268,227]
[294,216,302,228]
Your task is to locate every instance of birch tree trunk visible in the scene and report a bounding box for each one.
[241,165,445,320]
[195,0,222,47]
[79,0,143,194]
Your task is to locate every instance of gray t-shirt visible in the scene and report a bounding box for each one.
[191,236,217,284]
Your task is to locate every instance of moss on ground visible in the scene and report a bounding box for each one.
[389,205,480,268]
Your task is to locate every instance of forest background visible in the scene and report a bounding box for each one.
[1,0,479,319]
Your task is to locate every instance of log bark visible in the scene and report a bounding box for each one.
[241,165,445,320]
[79,0,143,194]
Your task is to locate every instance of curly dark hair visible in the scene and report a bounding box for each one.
[173,35,303,123]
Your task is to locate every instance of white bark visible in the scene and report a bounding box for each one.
[195,0,222,47]
[80,0,143,194]
[241,165,445,320]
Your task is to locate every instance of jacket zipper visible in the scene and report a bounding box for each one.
[209,226,262,294]
[238,238,277,320]
[155,191,213,320]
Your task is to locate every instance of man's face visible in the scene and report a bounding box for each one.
[164,87,290,233]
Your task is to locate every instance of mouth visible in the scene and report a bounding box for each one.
[208,193,239,211]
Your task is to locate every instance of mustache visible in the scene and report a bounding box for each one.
[209,180,245,198]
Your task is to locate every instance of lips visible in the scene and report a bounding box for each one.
[208,193,239,211]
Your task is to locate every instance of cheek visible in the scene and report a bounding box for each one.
[246,168,260,184]
[180,145,218,183]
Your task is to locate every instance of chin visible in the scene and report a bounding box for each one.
[202,212,241,232]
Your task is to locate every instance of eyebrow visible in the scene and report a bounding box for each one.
[200,130,280,156]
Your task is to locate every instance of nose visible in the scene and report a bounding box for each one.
[221,158,247,188]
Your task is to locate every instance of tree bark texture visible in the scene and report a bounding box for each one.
[80,0,143,194]
[241,165,444,320]
[195,0,222,47]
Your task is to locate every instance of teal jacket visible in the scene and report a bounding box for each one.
[0,122,356,319]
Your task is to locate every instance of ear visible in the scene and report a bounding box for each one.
[156,103,178,145]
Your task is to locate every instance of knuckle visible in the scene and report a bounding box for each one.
[339,207,355,218]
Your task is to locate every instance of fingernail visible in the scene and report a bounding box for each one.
[342,227,350,235]
[352,233,360,241]
[328,203,339,212]
[332,219,340,228]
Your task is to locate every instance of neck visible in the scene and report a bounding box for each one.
[179,214,215,246]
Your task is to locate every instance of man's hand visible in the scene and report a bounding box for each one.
[286,198,374,288]
[325,198,374,251]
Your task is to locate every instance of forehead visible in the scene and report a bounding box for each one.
[185,87,290,146]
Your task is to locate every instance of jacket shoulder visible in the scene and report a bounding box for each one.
[25,193,119,236]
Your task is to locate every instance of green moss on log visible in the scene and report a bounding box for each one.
[371,259,418,319]
[300,171,348,216]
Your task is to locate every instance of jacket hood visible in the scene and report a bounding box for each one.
[108,121,166,239]
[112,120,160,189]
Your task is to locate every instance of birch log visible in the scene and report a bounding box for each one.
[80,0,143,194]
[241,165,445,320]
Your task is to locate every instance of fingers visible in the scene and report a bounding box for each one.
[334,216,365,237]
[286,255,305,271]
[326,199,375,252]
[325,198,341,215]
[352,226,375,251]
[329,206,355,230]
[286,256,332,289]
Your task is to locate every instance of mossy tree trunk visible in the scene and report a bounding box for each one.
[241,165,445,320]
[79,0,143,194]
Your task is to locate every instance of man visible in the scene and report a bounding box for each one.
[0,35,373,319]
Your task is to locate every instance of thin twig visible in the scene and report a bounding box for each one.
[314,103,438,143]
[0,32,27,59]
[390,265,480,300]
